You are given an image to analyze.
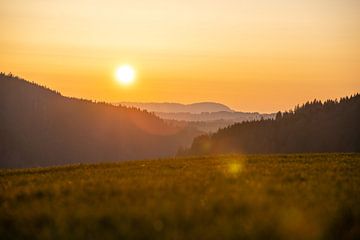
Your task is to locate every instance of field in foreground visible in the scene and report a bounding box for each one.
[1,154,360,240]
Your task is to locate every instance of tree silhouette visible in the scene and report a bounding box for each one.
[0,73,199,168]
[183,94,360,155]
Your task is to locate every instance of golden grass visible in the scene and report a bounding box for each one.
[1,153,359,239]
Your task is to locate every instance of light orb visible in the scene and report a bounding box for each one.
[116,65,135,85]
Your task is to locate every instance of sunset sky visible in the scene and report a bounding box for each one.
[1,0,359,112]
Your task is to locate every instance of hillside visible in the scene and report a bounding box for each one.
[0,73,200,168]
[1,154,359,239]
[156,111,274,122]
[183,94,360,155]
[119,102,275,133]
[119,102,233,113]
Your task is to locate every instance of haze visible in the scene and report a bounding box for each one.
[1,0,359,112]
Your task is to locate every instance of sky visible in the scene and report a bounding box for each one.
[1,0,359,112]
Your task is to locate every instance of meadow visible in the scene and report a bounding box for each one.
[1,153,359,240]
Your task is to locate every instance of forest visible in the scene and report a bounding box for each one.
[182,94,360,156]
[0,73,198,168]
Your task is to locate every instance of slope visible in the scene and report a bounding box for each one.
[0,73,199,168]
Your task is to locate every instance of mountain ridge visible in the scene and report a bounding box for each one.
[0,73,200,168]
[118,101,234,114]
[118,101,275,132]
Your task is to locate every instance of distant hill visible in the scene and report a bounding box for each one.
[119,102,275,133]
[181,94,360,155]
[0,73,200,168]
[162,112,275,133]
[165,119,237,134]
[156,111,274,122]
[119,102,233,113]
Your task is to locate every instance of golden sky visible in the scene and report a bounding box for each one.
[1,0,359,112]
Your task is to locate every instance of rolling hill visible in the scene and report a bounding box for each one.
[119,102,275,133]
[156,111,274,122]
[119,102,233,113]
[182,94,360,155]
[0,73,200,168]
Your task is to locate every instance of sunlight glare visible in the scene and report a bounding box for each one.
[116,65,135,86]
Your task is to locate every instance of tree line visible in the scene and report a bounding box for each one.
[180,94,360,156]
[0,73,198,168]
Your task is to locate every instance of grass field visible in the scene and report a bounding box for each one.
[1,154,360,240]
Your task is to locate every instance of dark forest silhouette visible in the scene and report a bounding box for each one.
[0,73,199,168]
[2,73,359,168]
[181,94,360,156]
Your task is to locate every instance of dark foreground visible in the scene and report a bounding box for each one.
[1,154,360,239]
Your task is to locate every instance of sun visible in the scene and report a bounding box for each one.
[116,65,135,86]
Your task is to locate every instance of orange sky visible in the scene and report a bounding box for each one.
[1,0,359,112]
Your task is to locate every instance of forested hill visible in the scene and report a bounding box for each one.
[0,73,199,168]
[182,94,360,155]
